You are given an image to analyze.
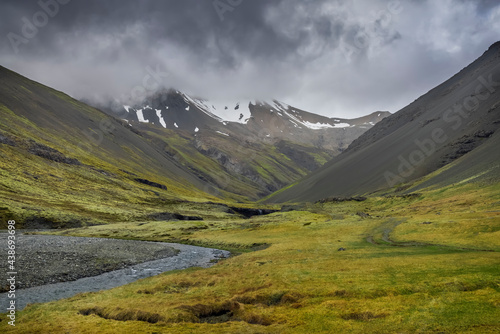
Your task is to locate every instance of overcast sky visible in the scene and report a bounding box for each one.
[1,0,499,118]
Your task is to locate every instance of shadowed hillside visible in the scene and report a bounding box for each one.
[266,42,500,203]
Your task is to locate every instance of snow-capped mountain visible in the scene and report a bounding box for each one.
[113,89,390,152]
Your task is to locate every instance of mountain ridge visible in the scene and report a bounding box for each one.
[96,89,390,151]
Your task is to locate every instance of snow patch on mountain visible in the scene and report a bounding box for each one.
[283,110,328,130]
[302,121,335,129]
[181,94,251,124]
[272,101,290,113]
[136,109,148,123]
[203,100,251,124]
[156,109,166,128]
[278,106,353,130]
[332,122,351,128]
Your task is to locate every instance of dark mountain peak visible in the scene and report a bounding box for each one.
[488,41,500,51]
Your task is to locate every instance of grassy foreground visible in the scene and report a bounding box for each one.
[2,182,499,333]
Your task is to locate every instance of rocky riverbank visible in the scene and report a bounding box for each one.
[0,232,179,291]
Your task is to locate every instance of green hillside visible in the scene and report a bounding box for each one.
[0,66,217,228]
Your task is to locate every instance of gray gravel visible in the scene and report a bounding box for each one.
[0,232,230,310]
[0,232,179,290]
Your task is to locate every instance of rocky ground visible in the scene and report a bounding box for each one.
[0,231,179,291]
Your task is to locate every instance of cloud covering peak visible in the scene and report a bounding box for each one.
[1,0,499,117]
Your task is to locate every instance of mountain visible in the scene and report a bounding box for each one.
[0,65,221,228]
[266,41,500,203]
[94,90,390,199]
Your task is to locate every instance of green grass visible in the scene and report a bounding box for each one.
[0,139,215,228]
[2,183,499,333]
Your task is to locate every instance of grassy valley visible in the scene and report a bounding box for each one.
[2,180,498,333]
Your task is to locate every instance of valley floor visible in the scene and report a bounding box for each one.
[1,182,499,333]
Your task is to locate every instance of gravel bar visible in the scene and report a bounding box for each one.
[0,232,230,310]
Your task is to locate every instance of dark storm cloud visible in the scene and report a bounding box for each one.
[466,0,499,14]
[1,0,499,117]
[2,0,345,66]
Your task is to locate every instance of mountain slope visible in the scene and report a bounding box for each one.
[0,66,219,227]
[266,42,500,203]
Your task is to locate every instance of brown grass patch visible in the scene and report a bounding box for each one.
[79,307,164,323]
[341,311,388,321]
[332,289,354,298]
[176,300,274,326]
[232,290,303,306]
[241,312,273,326]
[177,301,241,324]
